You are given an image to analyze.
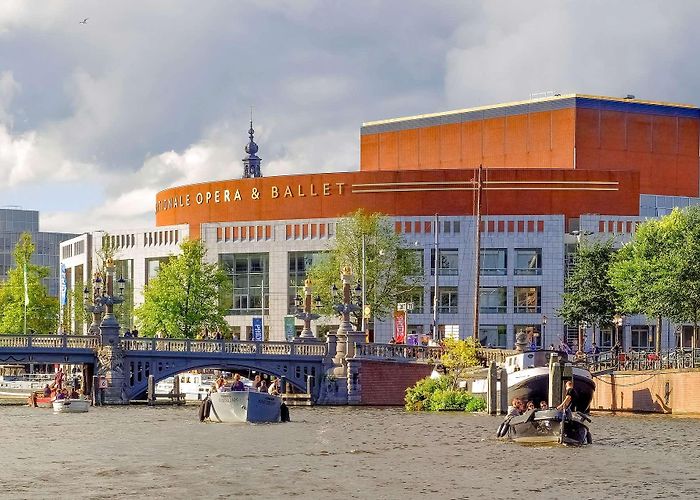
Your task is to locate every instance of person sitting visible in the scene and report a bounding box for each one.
[508,398,524,416]
[539,400,549,410]
[43,384,51,397]
[259,379,268,393]
[69,387,80,399]
[231,374,246,391]
[55,389,66,400]
[526,400,536,411]
[268,378,281,396]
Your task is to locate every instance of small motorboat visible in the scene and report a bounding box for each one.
[200,391,288,423]
[497,409,592,445]
[52,398,90,413]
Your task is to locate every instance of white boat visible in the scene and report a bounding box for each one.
[155,372,215,401]
[204,391,283,423]
[52,398,90,413]
[0,373,54,398]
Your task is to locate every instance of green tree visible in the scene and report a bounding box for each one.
[558,239,620,339]
[440,337,479,389]
[610,207,700,348]
[307,210,423,331]
[0,233,59,333]
[134,239,230,338]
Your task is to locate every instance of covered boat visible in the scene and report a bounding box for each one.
[497,408,592,445]
[52,398,90,413]
[202,391,286,423]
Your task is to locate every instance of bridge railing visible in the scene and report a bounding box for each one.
[354,343,443,362]
[0,335,99,349]
[476,348,517,366]
[119,337,327,357]
[587,348,700,373]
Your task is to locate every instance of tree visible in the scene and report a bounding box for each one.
[134,239,230,338]
[0,233,59,333]
[610,207,700,349]
[558,239,620,341]
[440,337,480,389]
[307,210,423,331]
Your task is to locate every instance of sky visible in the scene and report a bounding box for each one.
[2,1,700,233]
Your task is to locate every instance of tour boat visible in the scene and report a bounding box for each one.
[155,372,216,401]
[472,350,596,412]
[497,408,592,445]
[200,391,287,423]
[52,398,90,413]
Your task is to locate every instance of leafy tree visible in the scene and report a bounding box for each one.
[610,207,700,348]
[440,337,480,389]
[0,233,58,333]
[307,210,423,331]
[558,239,620,340]
[134,239,230,338]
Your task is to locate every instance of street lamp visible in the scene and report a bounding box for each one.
[542,315,548,348]
[84,258,126,344]
[613,314,624,349]
[294,278,322,340]
[331,266,362,335]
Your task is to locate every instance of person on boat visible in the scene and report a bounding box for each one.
[43,384,51,397]
[253,375,262,391]
[259,378,268,393]
[539,400,549,410]
[215,375,226,390]
[526,401,536,411]
[69,387,79,399]
[54,367,65,390]
[55,389,67,400]
[556,380,578,412]
[268,378,280,396]
[509,398,524,416]
[231,374,246,391]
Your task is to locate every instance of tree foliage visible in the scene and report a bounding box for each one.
[0,233,58,333]
[134,239,230,338]
[404,376,485,412]
[558,239,620,331]
[307,210,423,331]
[440,338,480,389]
[610,207,700,332]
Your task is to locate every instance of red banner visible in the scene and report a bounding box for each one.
[393,310,407,343]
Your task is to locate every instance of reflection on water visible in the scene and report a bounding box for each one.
[1,405,699,499]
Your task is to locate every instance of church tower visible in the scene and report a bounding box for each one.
[242,120,262,178]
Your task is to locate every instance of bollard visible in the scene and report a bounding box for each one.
[147,375,155,406]
[499,369,509,415]
[173,374,181,405]
[548,354,563,408]
[306,375,314,396]
[487,361,498,415]
[92,375,99,406]
[280,376,287,395]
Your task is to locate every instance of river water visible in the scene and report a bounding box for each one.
[1,405,699,499]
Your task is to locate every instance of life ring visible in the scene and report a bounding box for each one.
[198,397,211,422]
[496,420,510,438]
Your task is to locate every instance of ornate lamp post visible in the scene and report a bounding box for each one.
[84,258,126,345]
[330,266,363,359]
[576,321,587,360]
[613,314,624,349]
[542,315,548,348]
[294,278,322,340]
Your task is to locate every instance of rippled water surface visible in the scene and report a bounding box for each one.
[1,405,699,499]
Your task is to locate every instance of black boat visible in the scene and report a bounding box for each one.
[497,408,592,445]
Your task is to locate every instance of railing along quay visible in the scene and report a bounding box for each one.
[587,348,700,373]
[120,338,327,357]
[0,335,99,349]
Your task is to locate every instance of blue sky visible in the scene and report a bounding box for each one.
[1,1,700,232]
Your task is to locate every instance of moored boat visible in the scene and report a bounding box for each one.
[497,408,592,445]
[202,391,287,423]
[52,398,90,413]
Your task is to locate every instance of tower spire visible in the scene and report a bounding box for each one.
[242,107,262,178]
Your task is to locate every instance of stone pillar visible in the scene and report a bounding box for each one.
[487,361,498,415]
[345,331,365,360]
[96,345,129,405]
[346,358,361,405]
[498,368,509,415]
[548,353,563,408]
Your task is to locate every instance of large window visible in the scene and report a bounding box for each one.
[514,248,542,275]
[220,253,269,315]
[479,325,508,348]
[480,248,507,276]
[431,248,459,276]
[431,287,458,314]
[599,328,613,349]
[514,286,541,313]
[145,257,171,284]
[630,325,654,351]
[398,288,425,314]
[288,252,324,314]
[479,287,507,314]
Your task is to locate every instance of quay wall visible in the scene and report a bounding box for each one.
[591,369,700,415]
[359,360,432,405]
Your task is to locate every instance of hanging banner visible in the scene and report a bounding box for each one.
[284,316,296,341]
[59,263,67,306]
[252,317,263,342]
[393,310,407,344]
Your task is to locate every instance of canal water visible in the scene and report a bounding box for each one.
[1,405,698,499]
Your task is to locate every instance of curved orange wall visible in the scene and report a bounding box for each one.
[155,169,640,238]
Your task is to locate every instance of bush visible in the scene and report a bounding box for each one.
[405,376,485,412]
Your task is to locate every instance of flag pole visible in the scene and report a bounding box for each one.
[23,262,28,335]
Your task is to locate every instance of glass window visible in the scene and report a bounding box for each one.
[479,287,506,314]
[430,287,458,314]
[514,248,542,275]
[431,248,459,276]
[479,325,508,348]
[397,289,424,314]
[480,248,506,276]
[630,325,654,351]
[599,328,613,349]
[514,286,541,313]
[287,252,325,314]
[514,324,542,348]
[145,257,170,284]
[220,253,269,315]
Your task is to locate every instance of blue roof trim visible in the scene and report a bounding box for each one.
[361,97,700,135]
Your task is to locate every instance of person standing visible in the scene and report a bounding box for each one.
[556,380,578,412]
[54,367,65,390]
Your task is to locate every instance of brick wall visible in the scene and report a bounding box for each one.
[591,369,700,415]
[359,360,432,406]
